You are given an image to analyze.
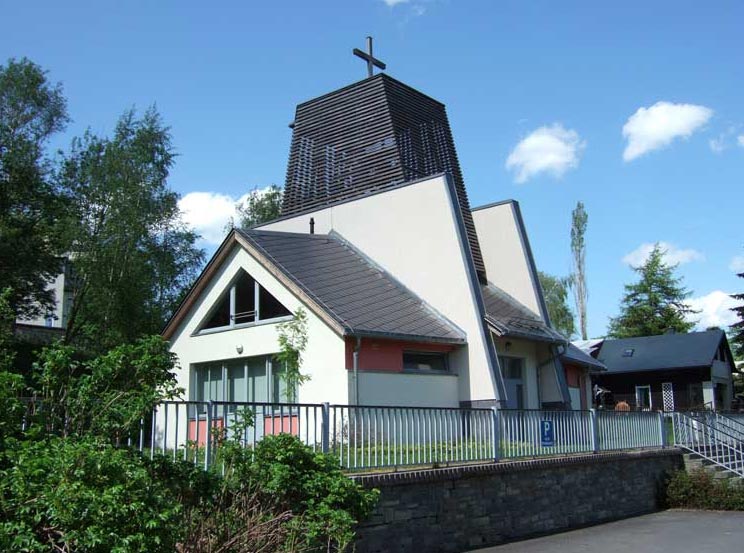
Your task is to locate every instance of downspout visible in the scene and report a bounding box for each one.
[353,337,361,405]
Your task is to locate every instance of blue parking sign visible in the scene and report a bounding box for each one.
[540,420,555,447]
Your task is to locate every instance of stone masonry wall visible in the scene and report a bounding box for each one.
[353,449,683,553]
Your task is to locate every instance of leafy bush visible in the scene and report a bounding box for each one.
[238,434,379,551]
[32,335,182,438]
[665,469,744,511]
[0,437,188,552]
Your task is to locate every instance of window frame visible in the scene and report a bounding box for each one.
[635,385,653,411]
[194,270,293,336]
[401,350,450,373]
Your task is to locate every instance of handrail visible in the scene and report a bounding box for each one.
[672,412,744,478]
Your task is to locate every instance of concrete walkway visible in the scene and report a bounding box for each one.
[470,510,744,553]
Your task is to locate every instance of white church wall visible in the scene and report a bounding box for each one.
[168,245,349,407]
[258,175,501,405]
[471,201,543,318]
[355,371,459,408]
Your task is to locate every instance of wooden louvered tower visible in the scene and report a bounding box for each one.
[282,73,486,281]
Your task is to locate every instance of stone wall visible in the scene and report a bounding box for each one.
[353,449,683,553]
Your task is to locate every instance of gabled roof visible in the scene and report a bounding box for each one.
[235,229,466,344]
[561,343,607,371]
[480,282,565,344]
[596,330,730,374]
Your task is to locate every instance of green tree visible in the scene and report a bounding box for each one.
[0,58,68,319]
[539,271,576,339]
[57,108,204,351]
[730,268,743,360]
[570,201,589,340]
[607,243,697,338]
[235,185,283,228]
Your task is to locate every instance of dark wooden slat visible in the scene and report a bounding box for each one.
[282,74,486,281]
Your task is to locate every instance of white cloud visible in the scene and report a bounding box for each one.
[730,255,744,273]
[505,124,586,183]
[622,101,713,161]
[709,135,726,154]
[686,290,740,330]
[622,241,704,267]
[178,191,249,246]
[738,135,744,148]
[382,0,410,5]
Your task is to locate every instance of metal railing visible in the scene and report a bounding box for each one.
[597,411,664,451]
[499,409,594,457]
[328,405,496,470]
[18,399,673,472]
[672,412,744,478]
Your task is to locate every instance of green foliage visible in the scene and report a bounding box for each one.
[664,469,744,510]
[57,107,204,352]
[607,243,697,338]
[570,201,589,340]
[0,437,188,552]
[239,434,379,551]
[32,335,182,438]
[730,266,743,361]
[235,185,283,229]
[0,288,24,450]
[539,271,576,338]
[275,307,310,402]
[0,58,68,319]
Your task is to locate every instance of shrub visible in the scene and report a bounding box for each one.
[32,335,182,439]
[0,437,187,552]
[225,433,379,551]
[665,469,744,511]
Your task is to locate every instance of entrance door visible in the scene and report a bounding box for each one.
[635,385,652,411]
[500,356,525,409]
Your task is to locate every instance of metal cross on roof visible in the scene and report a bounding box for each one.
[353,36,386,78]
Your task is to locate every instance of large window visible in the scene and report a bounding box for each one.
[199,269,291,333]
[402,351,448,372]
[192,356,295,404]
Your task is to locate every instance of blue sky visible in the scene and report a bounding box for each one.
[2,0,742,337]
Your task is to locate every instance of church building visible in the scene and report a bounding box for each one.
[163,51,593,410]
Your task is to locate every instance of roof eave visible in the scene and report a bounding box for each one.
[345,329,466,346]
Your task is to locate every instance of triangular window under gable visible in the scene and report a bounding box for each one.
[198,269,292,332]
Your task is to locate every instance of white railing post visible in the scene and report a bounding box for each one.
[491,407,501,462]
[321,402,330,453]
[657,411,666,448]
[590,409,599,453]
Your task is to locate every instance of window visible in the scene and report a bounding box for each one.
[635,385,652,410]
[193,356,275,404]
[622,348,635,358]
[198,269,292,332]
[402,351,448,372]
[498,356,524,380]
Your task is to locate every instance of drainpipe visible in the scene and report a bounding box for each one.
[353,337,361,405]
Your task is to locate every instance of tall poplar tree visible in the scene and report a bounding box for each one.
[607,244,697,338]
[570,202,588,339]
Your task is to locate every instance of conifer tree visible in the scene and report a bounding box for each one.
[607,244,697,338]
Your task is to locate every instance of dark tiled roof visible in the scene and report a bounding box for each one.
[480,283,565,344]
[596,330,726,373]
[561,343,606,371]
[237,229,466,344]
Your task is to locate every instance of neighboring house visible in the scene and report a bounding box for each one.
[163,73,579,410]
[588,330,736,411]
[15,258,73,344]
